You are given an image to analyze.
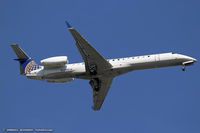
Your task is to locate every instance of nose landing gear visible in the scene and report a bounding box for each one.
[182,65,185,71]
[182,60,196,71]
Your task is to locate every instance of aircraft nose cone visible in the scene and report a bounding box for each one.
[185,56,197,62]
[193,58,197,62]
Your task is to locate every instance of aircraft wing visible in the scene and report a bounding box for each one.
[66,21,112,74]
[92,76,114,110]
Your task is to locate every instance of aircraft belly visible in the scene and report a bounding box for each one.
[43,72,71,79]
[43,69,88,79]
[111,59,182,76]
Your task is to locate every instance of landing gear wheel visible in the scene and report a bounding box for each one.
[182,65,185,71]
[89,80,95,89]
[94,86,99,91]
[89,78,100,92]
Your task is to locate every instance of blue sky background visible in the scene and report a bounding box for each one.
[0,0,200,133]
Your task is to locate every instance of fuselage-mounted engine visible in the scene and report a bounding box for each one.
[40,56,74,83]
[41,56,69,68]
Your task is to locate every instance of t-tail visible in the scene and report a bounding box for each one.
[11,44,40,75]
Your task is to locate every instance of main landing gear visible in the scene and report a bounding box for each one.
[89,64,97,75]
[89,78,100,91]
[89,64,100,91]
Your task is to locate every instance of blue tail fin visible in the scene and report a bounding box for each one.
[11,44,40,74]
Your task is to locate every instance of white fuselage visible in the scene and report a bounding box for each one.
[26,52,197,82]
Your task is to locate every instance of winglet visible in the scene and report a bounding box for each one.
[65,21,72,28]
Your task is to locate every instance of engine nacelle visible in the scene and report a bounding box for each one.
[46,78,74,83]
[41,56,68,68]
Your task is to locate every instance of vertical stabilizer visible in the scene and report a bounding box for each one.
[11,44,40,74]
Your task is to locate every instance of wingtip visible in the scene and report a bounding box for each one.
[11,44,18,46]
[65,21,72,28]
[91,105,100,111]
[10,44,19,48]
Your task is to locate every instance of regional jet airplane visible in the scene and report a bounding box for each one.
[11,22,197,110]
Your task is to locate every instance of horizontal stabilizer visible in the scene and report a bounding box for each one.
[65,21,72,28]
[11,44,30,60]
